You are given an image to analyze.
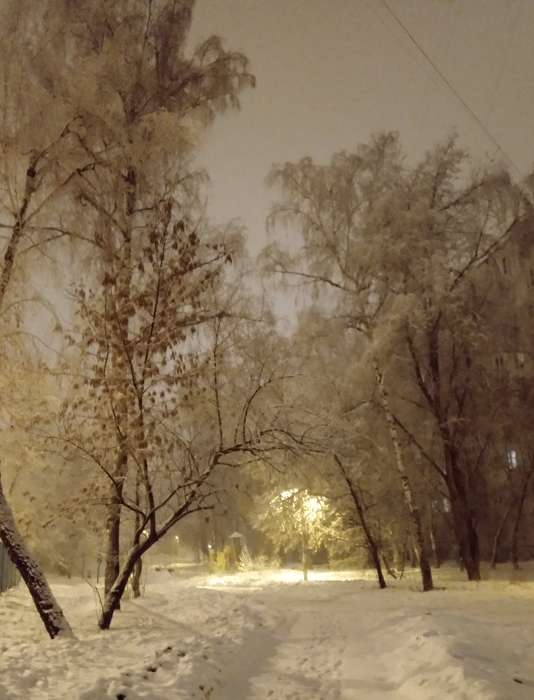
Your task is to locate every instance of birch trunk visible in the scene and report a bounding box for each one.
[374,359,433,591]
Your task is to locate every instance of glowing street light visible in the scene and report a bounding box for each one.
[272,489,328,581]
[303,495,323,522]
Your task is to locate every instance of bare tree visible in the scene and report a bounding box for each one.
[43,0,255,596]
[266,133,525,584]
[265,134,434,590]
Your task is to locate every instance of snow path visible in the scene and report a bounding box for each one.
[241,587,348,699]
[212,575,534,699]
[2,567,534,698]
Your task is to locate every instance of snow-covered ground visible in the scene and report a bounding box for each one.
[1,564,534,699]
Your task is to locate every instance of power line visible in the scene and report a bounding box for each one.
[380,0,523,179]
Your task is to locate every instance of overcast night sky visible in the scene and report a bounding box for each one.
[191,0,534,253]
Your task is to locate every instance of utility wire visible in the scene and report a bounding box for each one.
[380,0,523,179]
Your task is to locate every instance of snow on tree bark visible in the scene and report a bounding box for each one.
[0,155,74,638]
[0,475,73,639]
[374,359,434,592]
[99,540,151,630]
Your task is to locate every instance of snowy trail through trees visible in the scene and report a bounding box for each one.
[1,567,534,698]
[194,569,534,699]
[220,574,534,699]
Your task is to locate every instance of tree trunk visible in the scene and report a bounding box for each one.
[334,455,386,589]
[490,500,512,568]
[374,359,433,591]
[511,468,534,569]
[131,556,142,598]
[429,509,441,568]
[0,475,73,639]
[397,544,407,579]
[0,161,73,638]
[131,475,143,598]
[99,538,151,630]
[103,450,127,597]
[381,553,397,580]
[103,165,136,596]
[426,320,480,581]
[301,538,309,582]
[444,445,481,581]
[392,538,404,571]
[103,271,131,597]
[365,535,387,588]
[100,489,203,629]
[104,512,121,596]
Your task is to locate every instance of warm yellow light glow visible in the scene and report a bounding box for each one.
[273,489,325,525]
[201,568,367,590]
[303,495,323,521]
[278,488,298,501]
